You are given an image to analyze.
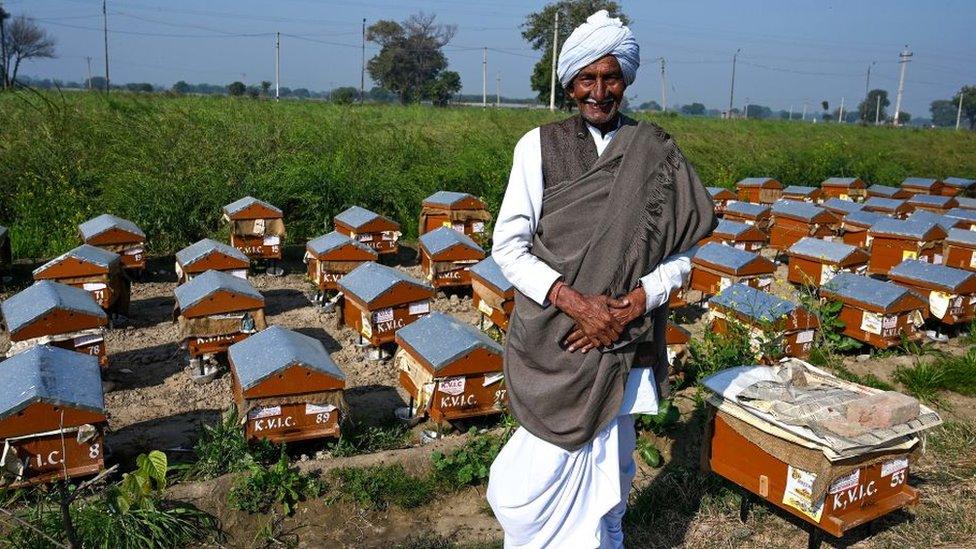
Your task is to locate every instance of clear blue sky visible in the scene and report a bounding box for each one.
[10,0,976,116]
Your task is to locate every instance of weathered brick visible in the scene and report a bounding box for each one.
[845,391,919,428]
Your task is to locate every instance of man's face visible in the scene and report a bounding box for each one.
[567,55,626,127]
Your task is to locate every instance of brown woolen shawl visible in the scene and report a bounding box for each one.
[504,121,717,451]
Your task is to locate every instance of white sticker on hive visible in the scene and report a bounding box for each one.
[735,242,746,250]
[359,233,373,242]
[881,457,909,477]
[249,406,281,420]
[820,264,838,283]
[360,311,372,338]
[970,253,976,269]
[902,250,917,261]
[718,277,731,291]
[305,403,337,415]
[882,315,898,330]
[839,193,850,201]
[860,311,882,335]
[929,291,951,319]
[263,235,280,246]
[253,218,266,235]
[865,234,873,247]
[828,469,860,494]
[477,299,494,316]
[374,307,394,323]
[782,465,824,522]
[82,282,107,291]
[452,222,465,233]
[796,330,815,344]
[472,222,485,233]
[408,301,430,315]
[438,376,466,396]
[911,310,924,327]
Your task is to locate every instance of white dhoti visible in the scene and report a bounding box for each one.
[487,368,657,549]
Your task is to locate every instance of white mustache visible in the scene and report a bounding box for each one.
[584,98,614,105]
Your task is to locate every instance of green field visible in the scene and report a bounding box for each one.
[2,91,975,259]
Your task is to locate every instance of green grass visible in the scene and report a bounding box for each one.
[2,90,976,258]
[894,346,976,401]
[330,463,436,510]
[229,452,323,515]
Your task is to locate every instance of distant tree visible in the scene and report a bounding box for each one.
[636,100,661,111]
[953,86,976,130]
[172,80,191,94]
[246,85,260,98]
[367,12,457,103]
[85,76,107,91]
[857,89,889,123]
[278,86,291,97]
[897,111,911,124]
[930,99,956,127]
[522,1,628,109]
[124,82,153,93]
[744,104,772,119]
[330,86,358,104]
[425,70,461,106]
[368,86,396,102]
[680,102,706,116]
[260,80,271,96]
[292,87,310,98]
[1,15,56,87]
[227,81,246,96]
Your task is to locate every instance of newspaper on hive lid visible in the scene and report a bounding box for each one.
[702,358,942,460]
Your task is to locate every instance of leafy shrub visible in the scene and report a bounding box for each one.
[894,361,946,403]
[636,438,663,468]
[181,406,278,479]
[229,452,322,515]
[330,420,411,457]
[688,320,756,383]
[895,347,976,401]
[330,463,434,510]
[431,428,503,489]
[635,399,680,436]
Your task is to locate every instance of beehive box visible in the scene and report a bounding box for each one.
[905,210,966,233]
[0,225,10,273]
[900,177,945,197]
[418,227,486,289]
[862,197,912,218]
[701,219,767,252]
[419,191,492,239]
[173,270,266,359]
[691,243,775,297]
[944,228,976,272]
[781,185,823,203]
[395,312,505,423]
[822,198,864,217]
[708,283,819,359]
[736,177,783,204]
[222,196,285,261]
[305,231,378,293]
[820,273,926,348]
[866,184,911,200]
[333,206,401,256]
[175,238,250,283]
[78,214,147,273]
[769,200,840,251]
[840,210,886,249]
[944,177,976,197]
[337,262,434,346]
[0,346,106,488]
[723,201,772,230]
[956,196,976,211]
[2,281,109,369]
[666,321,691,374]
[889,260,976,326]
[469,257,514,331]
[867,219,947,275]
[229,326,346,443]
[787,237,869,287]
[820,177,867,201]
[707,186,737,216]
[33,244,129,315]
[944,208,976,230]
[906,194,958,214]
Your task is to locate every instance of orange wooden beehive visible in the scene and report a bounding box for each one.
[173,269,266,359]
[333,206,401,256]
[944,208,976,230]
[222,196,285,261]
[418,227,486,289]
[820,177,867,201]
[419,191,492,241]
[781,185,823,203]
[769,201,840,251]
[706,186,737,216]
[821,198,864,217]
[469,257,514,332]
[691,243,776,298]
[337,262,434,347]
[904,210,966,234]
[787,237,869,288]
[304,231,378,294]
[33,244,130,316]
[956,196,976,211]
[944,177,976,197]
[867,218,946,275]
[943,228,976,272]
[228,326,346,443]
[0,345,106,488]
[820,273,926,348]
[78,214,147,274]
[665,322,691,372]
[900,177,945,197]
[866,184,911,200]
[708,283,819,359]
[839,210,886,249]
[395,312,505,423]
[700,219,767,252]
[175,238,251,283]
[736,177,783,204]
[2,281,109,369]
[906,194,957,214]
[888,260,976,326]
[862,197,912,218]
[723,201,772,230]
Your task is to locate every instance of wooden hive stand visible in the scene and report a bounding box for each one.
[820,273,926,348]
[787,237,870,288]
[1,281,109,370]
[708,283,819,360]
[690,243,776,298]
[333,206,401,257]
[867,218,946,275]
[33,244,130,317]
[78,214,147,276]
[820,177,867,201]
[701,219,768,252]
[419,191,492,244]
[943,228,976,272]
[943,177,976,198]
[866,184,911,200]
[228,326,346,444]
[469,257,514,332]
[888,260,976,327]
[723,201,772,230]
[175,238,251,283]
[394,312,505,424]
[418,227,486,290]
[769,201,840,251]
[839,210,886,249]
[736,177,783,204]
[337,262,434,352]
[304,231,378,305]
[900,177,945,198]
[782,185,824,203]
[0,346,106,488]
[222,196,285,263]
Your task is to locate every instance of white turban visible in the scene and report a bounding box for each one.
[557,10,639,89]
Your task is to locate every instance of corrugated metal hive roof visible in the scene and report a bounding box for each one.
[713,219,756,238]
[173,269,263,311]
[823,198,864,214]
[334,206,387,229]
[423,191,478,207]
[419,227,484,256]
[306,231,376,257]
[2,280,106,335]
[822,272,914,310]
[78,213,145,240]
[396,312,502,372]
[223,196,282,217]
[782,185,819,196]
[176,238,249,267]
[725,201,770,217]
[771,200,832,221]
[694,242,763,271]
[890,259,974,291]
[946,228,976,246]
[867,185,902,198]
[229,325,345,390]
[737,177,777,187]
[33,244,119,276]
[469,257,513,293]
[338,262,431,304]
[0,345,104,419]
[788,237,860,264]
[870,218,941,239]
[710,283,796,323]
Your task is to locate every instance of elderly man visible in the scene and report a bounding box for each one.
[486,10,716,548]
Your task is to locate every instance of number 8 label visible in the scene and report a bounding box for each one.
[89,443,101,460]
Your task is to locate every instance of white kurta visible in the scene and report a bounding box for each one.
[487,122,694,548]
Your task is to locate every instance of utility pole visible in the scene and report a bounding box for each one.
[496,71,500,107]
[893,45,912,126]
[85,56,93,89]
[875,94,881,125]
[360,18,366,103]
[743,97,749,119]
[482,47,487,108]
[275,32,280,102]
[957,91,965,131]
[838,97,845,123]
[788,104,793,121]
[658,57,667,112]
[728,48,741,118]
[802,101,807,121]
[865,61,875,97]
[0,1,8,89]
[548,11,559,111]
[102,0,110,92]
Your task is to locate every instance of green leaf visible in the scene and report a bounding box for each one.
[138,450,169,491]
[638,444,662,468]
